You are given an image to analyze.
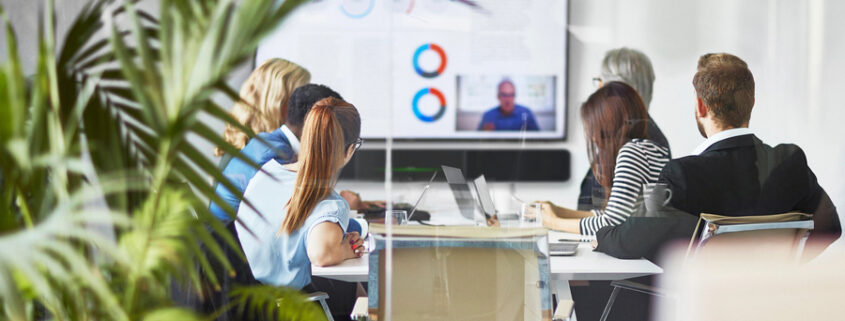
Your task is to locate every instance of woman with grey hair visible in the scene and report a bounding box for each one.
[577,47,672,211]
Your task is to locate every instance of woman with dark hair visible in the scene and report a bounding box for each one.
[236,97,363,318]
[542,82,670,235]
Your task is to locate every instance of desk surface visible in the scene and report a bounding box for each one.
[312,231,662,283]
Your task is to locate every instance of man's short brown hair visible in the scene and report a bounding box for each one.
[697,53,748,70]
[693,53,755,128]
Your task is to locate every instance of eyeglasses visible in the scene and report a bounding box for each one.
[350,137,363,153]
[592,77,603,88]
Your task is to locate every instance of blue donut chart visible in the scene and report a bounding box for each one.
[412,87,447,122]
[339,0,375,19]
[412,43,447,78]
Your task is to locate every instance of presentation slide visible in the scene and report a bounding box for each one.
[256,0,568,140]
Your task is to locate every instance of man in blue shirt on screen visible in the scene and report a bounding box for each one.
[478,78,540,131]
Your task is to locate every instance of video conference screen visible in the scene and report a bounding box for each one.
[256,0,568,140]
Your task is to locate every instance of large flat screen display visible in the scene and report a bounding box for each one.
[256,0,568,140]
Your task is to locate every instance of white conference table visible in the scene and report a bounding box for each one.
[312,229,663,301]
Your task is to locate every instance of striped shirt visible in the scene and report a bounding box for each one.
[579,139,670,235]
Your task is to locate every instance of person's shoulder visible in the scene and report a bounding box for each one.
[242,131,282,153]
[482,106,500,116]
[515,104,534,113]
[249,160,295,185]
[246,130,294,160]
[771,143,806,161]
[315,192,349,212]
[308,192,350,223]
[619,139,652,154]
[628,139,670,156]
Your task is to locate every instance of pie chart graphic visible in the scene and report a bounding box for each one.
[412,43,447,78]
[340,0,375,19]
[412,87,447,122]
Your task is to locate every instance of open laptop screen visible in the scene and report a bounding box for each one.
[441,165,477,221]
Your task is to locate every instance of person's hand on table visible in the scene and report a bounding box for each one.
[360,200,386,210]
[343,231,366,259]
[541,205,560,229]
[538,201,586,233]
[538,201,587,219]
[340,190,363,210]
[341,190,385,211]
[591,240,598,249]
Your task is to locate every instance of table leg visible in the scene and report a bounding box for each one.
[552,280,577,321]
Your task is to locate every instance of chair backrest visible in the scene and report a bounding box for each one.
[688,212,814,261]
[655,242,845,321]
[366,224,553,321]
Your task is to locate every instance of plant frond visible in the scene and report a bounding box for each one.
[230,285,327,321]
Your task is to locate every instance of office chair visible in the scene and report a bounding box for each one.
[599,212,814,321]
[200,222,334,320]
[351,224,573,321]
[651,236,843,320]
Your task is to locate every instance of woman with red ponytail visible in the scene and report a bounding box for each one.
[236,97,363,316]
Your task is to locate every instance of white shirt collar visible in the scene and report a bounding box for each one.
[280,125,300,155]
[691,127,753,155]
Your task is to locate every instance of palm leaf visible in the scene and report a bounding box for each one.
[0,185,133,321]
[229,285,327,321]
[2,0,316,319]
[142,308,204,321]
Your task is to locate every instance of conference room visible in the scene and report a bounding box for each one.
[2,0,844,320]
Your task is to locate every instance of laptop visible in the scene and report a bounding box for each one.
[549,242,579,256]
[472,175,520,222]
[360,171,437,223]
[407,171,437,221]
[441,165,478,221]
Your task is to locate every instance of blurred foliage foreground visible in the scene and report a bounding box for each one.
[0,0,324,320]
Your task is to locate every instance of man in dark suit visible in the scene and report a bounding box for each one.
[595,53,841,261]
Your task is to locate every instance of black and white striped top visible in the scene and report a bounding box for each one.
[580,139,670,235]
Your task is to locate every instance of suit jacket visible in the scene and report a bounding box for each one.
[209,128,296,221]
[596,134,841,260]
[577,114,670,210]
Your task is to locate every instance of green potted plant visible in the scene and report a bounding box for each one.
[0,0,324,319]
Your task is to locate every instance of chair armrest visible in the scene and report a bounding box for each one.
[351,297,369,321]
[305,291,329,302]
[609,280,665,297]
[553,299,573,321]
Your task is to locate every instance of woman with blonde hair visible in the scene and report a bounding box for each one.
[210,58,310,221]
[237,97,363,318]
[215,58,310,156]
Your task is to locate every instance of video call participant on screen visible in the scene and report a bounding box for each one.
[594,53,842,262]
[237,98,365,319]
[540,82,670,236]
[578,48,671,211]
[211,83,382,222]
[478,78,540,131]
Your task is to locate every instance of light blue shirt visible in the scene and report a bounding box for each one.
[236,160,349,289]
